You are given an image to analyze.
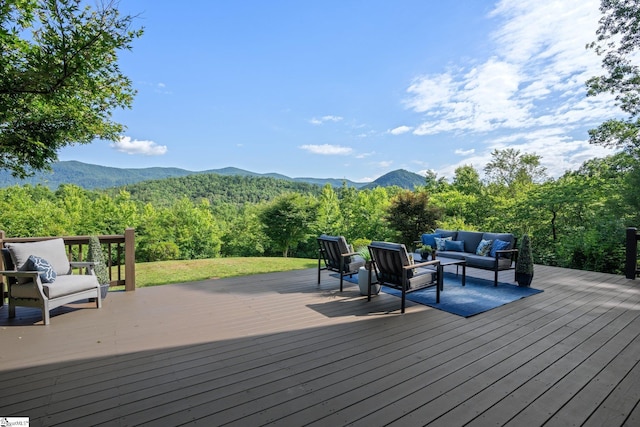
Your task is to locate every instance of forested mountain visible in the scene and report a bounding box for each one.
[0,161,369,189]
[113,173,325,206]
[361,169,425,190]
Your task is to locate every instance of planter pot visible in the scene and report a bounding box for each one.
[515,272,533,287]
[100,283,109,300]
[358,267,380,296]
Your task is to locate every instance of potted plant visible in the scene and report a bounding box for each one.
[357,246,380,296]
[87,235,110,299]
[515,234,534,287]
[416,244,434,261]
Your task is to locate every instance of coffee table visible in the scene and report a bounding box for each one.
[435,257,466,289]
[413,254,466,291]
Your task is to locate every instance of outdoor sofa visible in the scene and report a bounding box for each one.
[418,228,518,286]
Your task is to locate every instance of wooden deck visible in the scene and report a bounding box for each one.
[0,264,639,426]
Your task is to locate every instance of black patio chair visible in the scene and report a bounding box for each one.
[317,235,365,291]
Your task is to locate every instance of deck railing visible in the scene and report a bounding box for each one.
[626,227,639,280]
[0,228,136,291]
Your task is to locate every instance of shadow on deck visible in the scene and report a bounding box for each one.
[0,264,639,426]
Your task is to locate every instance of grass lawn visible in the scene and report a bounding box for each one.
[130,257,317,288]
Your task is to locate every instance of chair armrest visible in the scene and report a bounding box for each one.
[341,251,360,258]
[0,270,40,279]
[70,261,97,267]
[70,261,96,275]
[407,260,440,270]
[0,270,46,299]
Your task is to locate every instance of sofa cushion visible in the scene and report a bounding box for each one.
[483,232,515,249]
[465,254,513,270]
[476,239,493,256]
[489,239,511,257]
[420,233,441,248]
[444,240,465,252]
[43,274,99,299]
[434,229,457,240]
[25,255,57,283]
[456,230,484,254]
[434,236,452,251]
[6,238,71,276]
[436,251,466,260]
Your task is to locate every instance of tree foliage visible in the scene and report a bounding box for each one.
[259,193,318,257]
[587,0,640,150]
[385,190,442,248]
[0,0,143,178]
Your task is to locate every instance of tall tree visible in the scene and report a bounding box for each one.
[260,193,318,257]
[484,148,547,190]
[0,0,143,177]
[586,0,640,151]
[385,190,441,248]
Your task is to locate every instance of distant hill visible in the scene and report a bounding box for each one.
[361,169,426,190]
[0,161,367,190]
[0,161,425,191]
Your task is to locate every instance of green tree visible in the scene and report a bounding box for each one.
[484,148,547,190]
[316,184,343,236]
[385,190,441,248]
[0,0,143,177]
[260,193,318,257]
[586,0,640,150]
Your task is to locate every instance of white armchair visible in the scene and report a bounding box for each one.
[1,238,101,325]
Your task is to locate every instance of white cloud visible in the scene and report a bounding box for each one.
[455,148,475,156]
[111,136,168,156]
[309,115,344,125]
[404,0,622,178]
[389,125,413,135]
[355,151,376,159]
[299,144,353,155]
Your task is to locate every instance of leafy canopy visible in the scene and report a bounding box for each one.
[587,0,640,151]
[0,0,143,178]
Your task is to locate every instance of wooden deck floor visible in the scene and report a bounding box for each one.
[0,264,639,426]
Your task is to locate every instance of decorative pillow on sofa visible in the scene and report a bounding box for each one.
[420,233,441,248]
[24,255,57,283]
[476,239,493,256]
[444,240,465,252]
[489,239,510,257]
[434,236,452,251]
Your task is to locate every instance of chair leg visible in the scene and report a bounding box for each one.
[317,258,321,284]
[42,300,50,325]
[494,269,499,287]
[8,302,15,318]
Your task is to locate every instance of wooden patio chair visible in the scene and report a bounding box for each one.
[0,238,101,325]
[367,241,440,313]
[317,235,365,291]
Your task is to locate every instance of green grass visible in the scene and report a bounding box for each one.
[129,257,317,288]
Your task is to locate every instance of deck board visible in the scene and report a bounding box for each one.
[0,264,639,426]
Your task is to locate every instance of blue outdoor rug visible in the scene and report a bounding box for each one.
[338,271,543,317]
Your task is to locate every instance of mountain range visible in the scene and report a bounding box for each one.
[0,161,427,190]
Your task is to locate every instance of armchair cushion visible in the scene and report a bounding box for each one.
[24,255,57,283]
[6,238,71,275]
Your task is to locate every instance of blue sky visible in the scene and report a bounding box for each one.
[59,0,619,183]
